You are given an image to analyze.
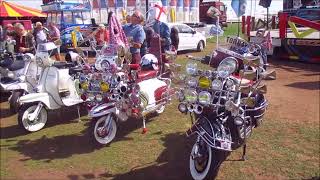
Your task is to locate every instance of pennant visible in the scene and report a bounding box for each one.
[100,0,107,8]
[116,0,124,7]
[262,31,272,50]
[231,0,247,17]
[92,0,100,9]
[108,0,115,7]
[170,0,177,6]
[177,0,183,7]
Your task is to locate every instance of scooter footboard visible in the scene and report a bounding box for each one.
[19,93,62,109]
[186,116,233,151]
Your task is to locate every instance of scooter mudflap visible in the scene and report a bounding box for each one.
[142,128,148,134]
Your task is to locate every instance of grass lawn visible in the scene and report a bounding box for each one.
[0,24,319,179]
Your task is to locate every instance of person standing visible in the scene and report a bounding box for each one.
[206,6,221,25]
[33,22,47,47]
[8,23,35,54]
[152,19,171,52]
[48,22,61,61]
[92,24,109,46]
[123,11,146,65]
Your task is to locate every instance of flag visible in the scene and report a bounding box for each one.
[92,0,100,9]
[177,0,183,7]
[231,0,247,17]
[108,0,115,7]
[116,0,124,7]
[100,0,107,8]
[262,31,272,50]
[170,0,177,6]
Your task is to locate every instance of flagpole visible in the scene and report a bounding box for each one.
[237,0,240,37]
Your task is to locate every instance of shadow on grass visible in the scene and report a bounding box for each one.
[270,59,320,73]
[285,81,320,90]
[0,108,14,119]
[0,106,87,139]
[67,133,195,180]
[8,112,164,162]
[0,91,10,103]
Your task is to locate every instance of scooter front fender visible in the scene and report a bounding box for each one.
[89,102,116,118]
[186,116,232,151]
[19,93,61,110]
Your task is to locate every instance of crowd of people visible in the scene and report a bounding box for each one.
[0,22,62,60]
[0,10,178,64]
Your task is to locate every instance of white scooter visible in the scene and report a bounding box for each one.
[18,42,84,132]
[0,51,39,112]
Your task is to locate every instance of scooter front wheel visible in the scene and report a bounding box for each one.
[189,141,228,180]
[18,102,48,132]
[9,90,23,113]
[93,114,117,145]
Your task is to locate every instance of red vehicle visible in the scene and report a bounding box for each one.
[199,0,228,27]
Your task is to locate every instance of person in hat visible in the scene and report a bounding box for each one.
[123,10,146,64]
[93,24,109,46]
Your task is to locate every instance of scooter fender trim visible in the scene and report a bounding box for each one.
[186,116,233,152]
[88,103,116,118]
[19,93,61,109]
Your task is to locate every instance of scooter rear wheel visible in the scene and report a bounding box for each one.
[18,102,47,132]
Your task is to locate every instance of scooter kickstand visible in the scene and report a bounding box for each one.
[141,117,147,134]
[77,105,81,122]
[241,144,247,161]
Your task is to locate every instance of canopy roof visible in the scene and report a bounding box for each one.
[0,0,46,17]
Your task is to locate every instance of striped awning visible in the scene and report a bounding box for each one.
[0,0,46,17]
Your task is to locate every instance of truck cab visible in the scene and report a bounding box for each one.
[199,0,227,27]
[41,0,92,49]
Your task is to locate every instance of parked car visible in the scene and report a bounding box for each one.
[168,23,206,52]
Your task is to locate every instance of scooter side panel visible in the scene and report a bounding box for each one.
[19,93,61,109]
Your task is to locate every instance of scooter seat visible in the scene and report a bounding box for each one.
[8,60,25,71]
[69,67,83,75]
[0,77,18,84]
[53,62,75,69]
[137,70,157,81]
[0,58,14,68]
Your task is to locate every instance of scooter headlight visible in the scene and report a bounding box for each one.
[88,93,95,101]
[198,76,211,89]
[95,93,103,102]
[211,79,223,91]
[100,82,109,92]
[80,82,89,90]
[186,77,198,88]
[185,89,198,103]
[217,57,238,79]
[198,91,211,105]
[178,103,187,113]
[186,62,198,75]
[7,71,15,79]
